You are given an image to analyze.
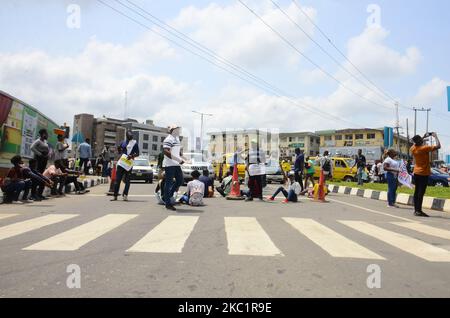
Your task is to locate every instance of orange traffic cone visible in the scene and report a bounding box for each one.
[313,170,328,202]
[106,162,117,196]
[226,164,245,200]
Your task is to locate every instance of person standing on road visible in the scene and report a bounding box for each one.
[383,149,400,208]
[30,129,50,174]
[319,151,333,179]
[294,148,305,192]
[304,156,316,190]
[245,140,266,202]
[410,133,441,217]
[78,138,92,175]
[352,149,367,186]
[113,131,140,202]
[163,125,187,211]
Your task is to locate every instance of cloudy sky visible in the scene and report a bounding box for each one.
[1,0,449,154]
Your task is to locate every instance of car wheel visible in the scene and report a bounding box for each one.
[343,176,354,182]
[434,181,446,187]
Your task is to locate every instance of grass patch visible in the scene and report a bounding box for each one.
[331,181,450,199]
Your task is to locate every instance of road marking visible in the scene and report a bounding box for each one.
[329,197,414,222]
[23,214,137,251]
[0,214,78,241]
[127,216,199,253]
[391,222,450,241]
[225,217,283,257]
[0,214,18,220]
[340,221,450,262]
[283,218,384,259]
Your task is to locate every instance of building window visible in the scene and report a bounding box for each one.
[143,134,149,141]
[160,145,163,151]
[310,137,314,144]
[335,135,343,140]
[324,136,332,141]
[161,136,165,143]
[310,151,314,156]
[211,135,216,141]
[289,137,294,142]
[143,143,149,150]
[345,134,353,140]
[367,133,376,139]
[355,134,364,140]
[152,144,158,151]
[152,136,158,142]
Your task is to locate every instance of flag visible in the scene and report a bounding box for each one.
[398,160,413,189]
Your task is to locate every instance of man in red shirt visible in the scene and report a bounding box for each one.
[410,133,441,217]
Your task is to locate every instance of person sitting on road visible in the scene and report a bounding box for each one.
[57,160,89,195]
[179,170,205,206]
[43,161,67,197]
[267,164,302,203]
[199,169,214,198]
[216,171,233,197]
[28,158,53,201]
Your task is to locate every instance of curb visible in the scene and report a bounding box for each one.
[0,177,109,204]
[328,184,450,213]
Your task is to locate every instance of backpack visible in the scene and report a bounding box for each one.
[322,159,331,172]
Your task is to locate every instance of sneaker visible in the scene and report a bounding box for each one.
[414,211,429,217]
[282,199,289,204]
[123,195,128,201]
[245,197,253,202]
[20,199,33,204]
[166,205,177,211]
[266,196,275,201]
[31,196,42,202]
[111,196,118,201]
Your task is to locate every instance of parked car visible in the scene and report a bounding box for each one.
[130,157,154,183]
[182,153,215,183]
[265,159,284,184]
[311,157,362,182]
[429,168,450,187]
[213,153,246,181]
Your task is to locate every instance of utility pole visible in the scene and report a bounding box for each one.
[413,107,431,136]
[394,102,401,153]
[124,91,128,120]
[406,118,410,158]
[192,110,213,154]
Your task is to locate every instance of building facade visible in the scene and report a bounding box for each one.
[316,128,412,163]
[72,115,172,160]
[207,129,279,162]
[279,132,320,159]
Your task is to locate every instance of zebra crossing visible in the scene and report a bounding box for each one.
[1,213,450,262]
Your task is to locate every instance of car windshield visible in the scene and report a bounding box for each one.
[345,159,355,167]
[134,160,149,167]
[184,154,204,163]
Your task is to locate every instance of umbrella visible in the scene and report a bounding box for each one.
[71,132,85,144]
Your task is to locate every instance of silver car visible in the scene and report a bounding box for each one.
[182,153,215,182]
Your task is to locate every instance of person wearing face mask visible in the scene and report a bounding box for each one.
[163,125,188,211]
[112,131,140,201]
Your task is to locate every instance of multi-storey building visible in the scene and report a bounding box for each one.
[316,128,412,163]
[279,132,321,159]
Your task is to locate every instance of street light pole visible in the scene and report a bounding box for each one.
[192,110,213,153]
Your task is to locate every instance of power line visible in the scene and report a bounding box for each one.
[271,0,394,105]
[96,0,364,127]
[238,0,395,113]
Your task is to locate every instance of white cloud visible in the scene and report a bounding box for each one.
[172,1,317,69]
[412,77,450,106]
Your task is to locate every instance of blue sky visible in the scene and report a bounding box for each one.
[1,0,449,153]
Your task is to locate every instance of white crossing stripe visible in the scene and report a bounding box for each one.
[225,217,283,257]
[23,214,137,251]
[0,214,78,241]
[340,221,450,262]
[283,218,384,259]
[391,222,450,241]
[0,214,18,220]
[127,216,199,253]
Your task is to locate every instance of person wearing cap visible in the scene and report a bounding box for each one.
[410,133,441,217]
[163,125,187,211]
[112,130,140,201]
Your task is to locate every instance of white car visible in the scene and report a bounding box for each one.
[265,159,284,184]
[130,157,154,183]
[182,153,215,182]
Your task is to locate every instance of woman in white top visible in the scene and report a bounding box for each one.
[383,149,400,208]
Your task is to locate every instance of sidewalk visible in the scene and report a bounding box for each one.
[0,176,109,204]
[328,183,450,213]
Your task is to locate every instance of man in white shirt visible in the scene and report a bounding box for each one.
[163,124,187,211]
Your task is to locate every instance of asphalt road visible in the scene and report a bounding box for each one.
[1,181,450,298]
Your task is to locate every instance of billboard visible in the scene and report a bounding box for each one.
[383,127,394,148]
[0,91,59,168]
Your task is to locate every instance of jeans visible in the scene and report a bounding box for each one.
[114,165,131,197]
[36,156,48,174]
[304,173,315,189]
[51,176,66,195]
[357,167,365,186]
[413,175,428,212]
[4,180,31,201]
[271,186,298,202]
[164,166,184,206]
[386,172,398,206]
